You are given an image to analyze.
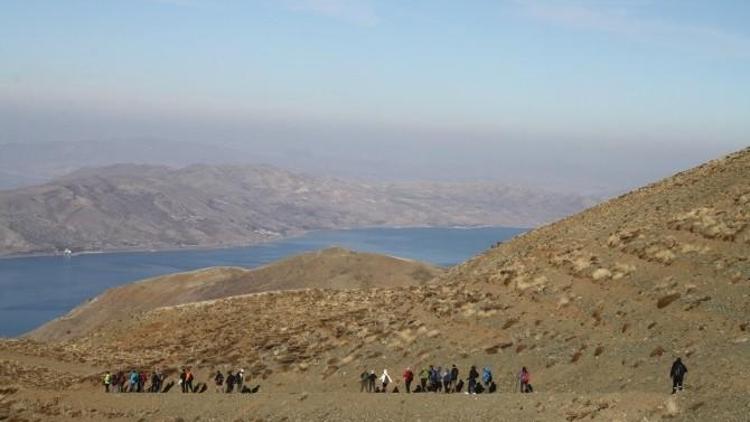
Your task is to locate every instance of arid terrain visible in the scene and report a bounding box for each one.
[0,163,593,256]
[1,148,749,421]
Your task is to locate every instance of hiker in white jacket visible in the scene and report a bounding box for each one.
[379,369,392,392]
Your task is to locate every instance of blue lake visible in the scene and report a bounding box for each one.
[0,226,525,337]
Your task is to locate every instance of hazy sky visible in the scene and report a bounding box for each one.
[1,0,748,192]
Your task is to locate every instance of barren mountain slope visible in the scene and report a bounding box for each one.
[0,163,591,255]
[27,247,441,342]
[1,148,748,421]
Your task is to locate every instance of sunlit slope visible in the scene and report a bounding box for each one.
[27,247,442,342]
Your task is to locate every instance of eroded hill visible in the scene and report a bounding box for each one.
[27,247,442,342]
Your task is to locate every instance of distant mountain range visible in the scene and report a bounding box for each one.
[0,163,595,256]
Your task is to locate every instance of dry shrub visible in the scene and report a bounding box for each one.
[650,346,665,357]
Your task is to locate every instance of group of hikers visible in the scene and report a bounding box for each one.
[359,365,534,394]
[102,367,257,394]
[102,369,166,393]
[212,369,246,393]
[101,358,687,395]
[359,358,688,395]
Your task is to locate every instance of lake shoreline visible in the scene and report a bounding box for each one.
[0,224,517,261]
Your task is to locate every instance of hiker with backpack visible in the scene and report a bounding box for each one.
[103,371,112,393]
[227,371,237,393]
[467,365,479,394]
[670,358,688,394]
[214,370,225,393]
[482,367,493,387]
[418,367,429,391]
[519,367,533,393]
[129,370,139,393]
[442,367,452,393]
[402,367,414,393]
[379,369,392,392]
[150,370,161,393]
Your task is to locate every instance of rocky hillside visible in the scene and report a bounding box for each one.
[0,163,592,256]
[1,148,748,421]
[27,247,441,342]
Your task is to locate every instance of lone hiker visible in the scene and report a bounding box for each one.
[519,367,533,393]
[403,367,414,393]
[379,369,392,392]
[670,358,688,394]
[103,371,112,393]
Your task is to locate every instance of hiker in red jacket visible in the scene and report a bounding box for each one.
[403,367,414,393]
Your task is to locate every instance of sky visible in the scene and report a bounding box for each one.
[1,0,749,192]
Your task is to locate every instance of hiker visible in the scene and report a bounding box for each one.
[112,372,120,393]
[103,371,112,393]
[403,367,414,393]
[379,369,392,392]
[467,365,479,394]
[116,371,125,393]
[482,367,493,386]
[110,372,119,393]
[435,366,444,392]
[367,370,377,393]
[150,370,161,393]
[670,358,688,394]
[185,368,195,393]
[179,369,187,393]
[360,369,369,392]
[236,369,245,393]
[450,365,459,391]
[214,370,225,393]
[226,371,236,393]
[138,370,147,392]
[442,367,452,393]
[519,367,532,393]
[129,370,139,393]
[418,367,429,391]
